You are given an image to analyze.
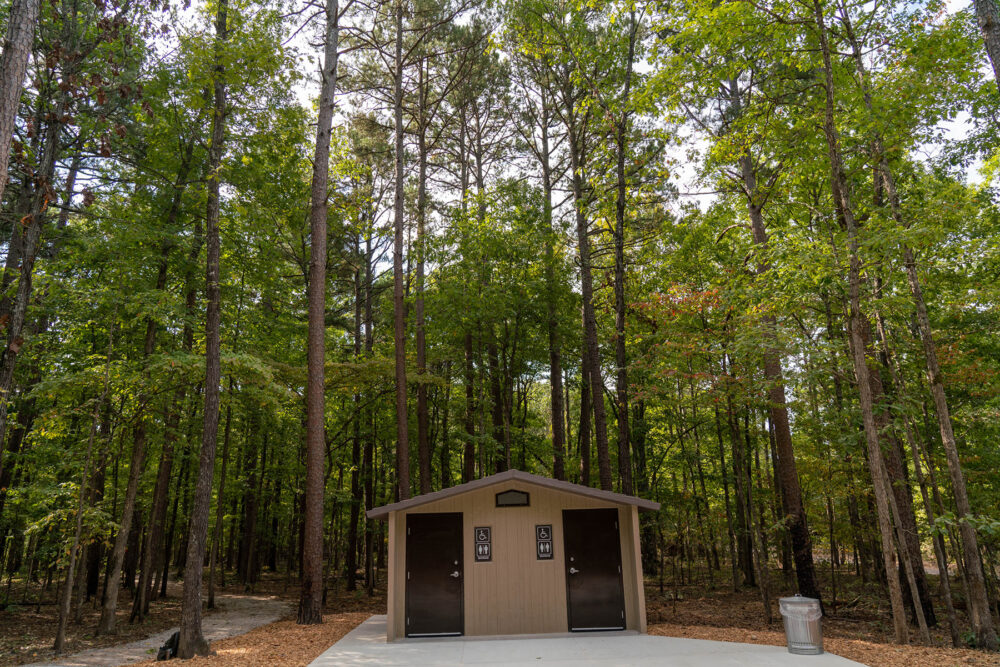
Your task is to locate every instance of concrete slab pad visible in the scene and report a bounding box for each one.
[309,615,867,666]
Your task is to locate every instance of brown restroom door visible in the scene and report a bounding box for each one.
[405,512,464,637]
[563,508,626,631]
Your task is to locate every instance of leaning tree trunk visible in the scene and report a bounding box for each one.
[0,92,66,498]
[723,71,821,602]
[850,6,989,634]
[811,0,908,643]
[177,0,228,656]
[97,291,161,635]
[904,243,998,648]
[748,205,821,604]
[131,142,195,624]
[0,0,40,204]
[298,0,339,626]
[838,10,939,626]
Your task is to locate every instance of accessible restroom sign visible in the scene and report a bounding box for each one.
[475,526,492,562]
[536,524,553,559]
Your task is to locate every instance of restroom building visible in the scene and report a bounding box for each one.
[366,469,660,640]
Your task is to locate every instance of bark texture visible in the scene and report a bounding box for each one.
[298,0,339,625]
[975,0,1000,93]
[810,0,908,643]
[565,105,611,492]
[904,247,998,648]
[392,0,411,501]
[0,0,40,204]
[734,145,821,603]
[612,11,637,497]
[178,0,228,655]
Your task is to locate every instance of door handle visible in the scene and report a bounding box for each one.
[450,570,461,578]
[569,567,580,574]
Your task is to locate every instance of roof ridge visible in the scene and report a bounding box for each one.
[366,468,659,519]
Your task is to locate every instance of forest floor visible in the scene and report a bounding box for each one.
[0,574,306,666]
[4,568,999,666]
[0,579,187,666]
[645,566,998,666]
[130,577,385,667]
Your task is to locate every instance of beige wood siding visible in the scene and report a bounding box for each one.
[386,479,645,639]
[388,511,403,640]
[627,505,647,632]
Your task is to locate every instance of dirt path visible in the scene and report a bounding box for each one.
[23,594,291,667]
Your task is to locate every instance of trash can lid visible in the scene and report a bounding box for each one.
[779,595,823,621]
[778,594,821,606]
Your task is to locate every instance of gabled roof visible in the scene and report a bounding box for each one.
[366,469,660,520]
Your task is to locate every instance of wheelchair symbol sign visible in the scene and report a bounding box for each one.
[536,524,553,560]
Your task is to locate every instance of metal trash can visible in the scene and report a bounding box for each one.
[778,594,823,655]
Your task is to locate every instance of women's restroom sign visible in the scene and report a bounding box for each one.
[536,524,553,560]
[474,526,492,562]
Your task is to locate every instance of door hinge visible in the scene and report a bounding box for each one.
[618,565,621,574]
[407,571,410,580]
[621,610,625,620]
[407,527,411,535]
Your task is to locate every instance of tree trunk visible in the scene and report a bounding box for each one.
[0,93,66,483]
[347,257,363,591]
[566,114,611,491]
[207,380,234,608]
[131,141,195,624]
[154,206,203,604]
[890,372,960,644]
[579,349,591,487]
[750,436,772,623]
[177,0,228,654]
[540,93,565,482]
[392,0,411,501]
[299,0,339,625]
[132,405,175,622]
[906,258,996,645]
[463,333,475,483]
[488,338,503,473]
[612,11,637,497]
[237,427,261,586]
[415,57,432,496]
[97,265,165,634]
[974,0,1000,93]
[714,404,739,591]
[724,371,754,587]
[0,0,40,204]
[864,335,934,631]
[724,71,821,602]
[810,0,908,642]
[838,11,939,627]
[55,324,114,652]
